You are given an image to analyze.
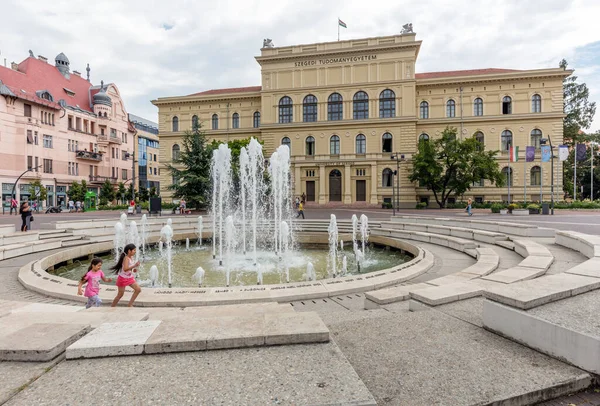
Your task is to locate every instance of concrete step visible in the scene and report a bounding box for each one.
[496,241,515,251]
[66,311,329,359]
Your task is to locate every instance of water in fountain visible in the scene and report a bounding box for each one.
[160,224,173,287]
[224,215,235,286]
[129,221,140,263]
[193,267,205,287]
[306,262,316,281]
[197,216,203,245]
[141,214,148,256]
[268,145,291,256]
[246,138,266,265]
[211,144,232,265]
[360,214,369,258]
[281,220,290,282]
[167,218,172,227]
[352,214,359,257]
[340,239,344,251]
[240,147,249,255]
[327,214,339,277]
[342,255,348,276]
[114,222,125,257]
[158,241,163,255]
[149,265,159,287]
[186,238,190,250]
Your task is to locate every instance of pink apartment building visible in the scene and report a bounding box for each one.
[0,52,136,210]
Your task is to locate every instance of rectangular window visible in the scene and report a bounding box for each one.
[75,163,79,176]
[43,134,53,148]
[34,132,38,145]
[43,159,53,174]
[112,148,115,159]
[27,130,33,144]
[24,104,32,117]
[35,157,38,171]
[122,150,127,161]
[122,169,127,180]
[27,156,33,170]
[112,167,115,179]
[110,128,117,138]
[68,162,72,176]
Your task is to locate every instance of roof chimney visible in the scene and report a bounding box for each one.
[11,62,18,70]
[38,55,48,63]
[73,70,81,77]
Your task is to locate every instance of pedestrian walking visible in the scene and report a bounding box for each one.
[77,258,113,309]
[466,198,473,216]
[296,201,305,219]
[68,200,75,213]
[10,198,18,215]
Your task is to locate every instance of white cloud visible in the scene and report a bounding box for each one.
[1,0,599,130]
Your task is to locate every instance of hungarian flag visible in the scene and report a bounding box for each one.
[338,19,347,28]
[509,146,519,162]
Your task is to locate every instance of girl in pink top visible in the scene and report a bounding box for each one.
[110,243,142,307]
[77,258,112,309]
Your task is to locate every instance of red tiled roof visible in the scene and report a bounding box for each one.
[0,56,94,111]
[415,68,521,79]
[188,86,262,97]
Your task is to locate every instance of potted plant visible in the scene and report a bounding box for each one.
[415,202,427,209]
[490,203,504,214]
[527,203,540,214]
[507,203,519,214]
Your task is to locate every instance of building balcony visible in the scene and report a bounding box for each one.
[75,150,103,161]
[89,175,118,184]
[98,134,122,144]
[16,116,40,126]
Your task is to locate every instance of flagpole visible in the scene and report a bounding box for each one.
[508,156,511,205]
[523,152,527,204]
[338,17,340,41]
[574,147,577,200]
[540,164,543,203]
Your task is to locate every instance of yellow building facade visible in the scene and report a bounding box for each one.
[152,32,570,207]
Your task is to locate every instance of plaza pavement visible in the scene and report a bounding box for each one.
[1,209,600,405]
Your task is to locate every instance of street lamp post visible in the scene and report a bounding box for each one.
[10,165,43,202]
[391,154,405,213]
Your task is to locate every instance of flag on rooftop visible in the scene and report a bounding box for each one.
[338,19,347,28]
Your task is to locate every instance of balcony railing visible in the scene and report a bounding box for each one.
[89,175,118,183]
[75,150,103,161]
[98,134,122,144]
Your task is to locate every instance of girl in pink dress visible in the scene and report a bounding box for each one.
[110,243,142,307]
[77,258,113,308]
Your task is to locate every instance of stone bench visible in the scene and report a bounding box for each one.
[379,221,508,244]
[483,273,600,309]
[555,230,600,259]
[371,228,478,253]
[0,224,15,236]
[65,311,330,359]
[481,240,554,284]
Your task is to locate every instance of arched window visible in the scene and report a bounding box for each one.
[502,96,512,115]
[530,166,541,186]
[501,130,513,151]
[232,113,239,129]
[279,96,293,123]
[253,111,261,128]
[379,89,395,118]
[532,94,542,113]
[356,134,366,154]
[191,115,199,130]
[328,93,343,121]
[212,114,218,130]
[353,91,369,119]
[419,101,429,119]
[330,135,340,155]
[382,168,393,187]
[303,95,317,122]
[104,112,107,117]
[502,167,513,187]
[419,133,430,143]
[531,129,542,149]
[382,133,393,153]
[305,136,315,156]
[172,144,180,161]
[172,116,179,132]
[446,99,456,118]
[474,131,484,148]
[474,98,483,116]
[281,137,291,150]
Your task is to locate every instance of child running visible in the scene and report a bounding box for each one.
[110,243,142,307]
[77,258,112,309]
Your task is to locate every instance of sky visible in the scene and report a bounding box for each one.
[1,0,599,131]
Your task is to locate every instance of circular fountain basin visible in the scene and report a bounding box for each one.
[51,242,411,288]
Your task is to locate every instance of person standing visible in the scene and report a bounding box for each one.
[296,201,305,219]
[19,201,32,231]
[10,198,17,215]
[179,198,186,215]
[466,198,473,216]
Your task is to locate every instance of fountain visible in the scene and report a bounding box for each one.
[268,145,291,256]
[186,238,190,250]
[327,214,339,277]
[158,241,163,255]
[342,255,348,276]
[306,262,316,281]
[352,214,359,257]
[197,216,203,245]
[281,220,290,282]
[224,215,235,286]
[160,224,173,287]
[149,265,159,287]
[141,214,148,256]
[360,214,369,259]
[211,144,232,265]
[114,222,125,257]
[192,267,205,287]
[129,221,140,263]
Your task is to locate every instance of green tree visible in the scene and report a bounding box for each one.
[149,186,157,198]
[166,125,213,209]
[99,180,115,205]
[560,59,597,145]
[29,179,47,205]
[67,181,82,202]
[117,182,126,203]
[409,127,505,208]
[139,186,149,202]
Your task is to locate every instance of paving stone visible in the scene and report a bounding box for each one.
[518,255,554,270]
[426,272,477,286]
[264,311,329,345]
[409,282,484,306]
[0,310,149,331]
[566,257,600,278]
[484,273,600,309]
[482,266,547,284]
[0,323,90,362]
[11,303,84,313]
[204,314,266,350]
[364,283,432,305]
[66,321,161,359]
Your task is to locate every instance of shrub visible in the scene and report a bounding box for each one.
[490,203,504,213]
[446,201,468,209]
[507,203,519,212]
[382,202,393,209]
[526,203,540,210]
[415,202,427,209]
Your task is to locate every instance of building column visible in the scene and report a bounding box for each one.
[344,163,352,204]
[318,165,326,204]
[294,165,302,197]
[370,163,378,204]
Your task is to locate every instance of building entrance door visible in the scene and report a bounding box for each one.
[329,170,342,202]
[306,181,315,202]
[356,180,366,201]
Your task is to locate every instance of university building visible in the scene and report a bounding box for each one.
[152,30,570,207]
[0,52,136,209]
